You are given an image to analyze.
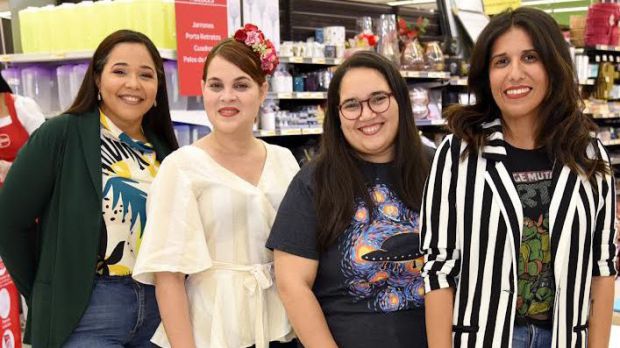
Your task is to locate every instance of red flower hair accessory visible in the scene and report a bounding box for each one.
[233,23,279,75]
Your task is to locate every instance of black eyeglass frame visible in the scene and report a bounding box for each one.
[338,92,394,120]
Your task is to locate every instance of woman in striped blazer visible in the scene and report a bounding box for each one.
[420,8,617,348]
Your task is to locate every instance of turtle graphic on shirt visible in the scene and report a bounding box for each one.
[340,184,425,312]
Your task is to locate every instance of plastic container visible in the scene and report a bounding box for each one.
[173,124,191,146]
[54,3,78,51]
[70,64,89,101]
[163,0,177,49]
[190,125,210,142]
[94,0,117,42]
[21,66,58,115]
[111,0,136,33]
[18,7,39,53]
[164,61,188,110]
[1,68,22,96]
[57,65,74,111]
[38,5,55,52]
[75,2,98,49]
[132,0,166,48]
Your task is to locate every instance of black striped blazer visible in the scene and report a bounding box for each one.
[420,119,617,348]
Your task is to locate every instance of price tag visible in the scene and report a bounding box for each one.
[281,129,302,135]
[313,57,326,64]
[279,92,293,99]
[289,57,303,63]
[259,130,277,137]
[303,128,323,135]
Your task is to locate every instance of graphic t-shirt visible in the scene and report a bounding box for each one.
[505,143,555,326]
[267,161,428,348]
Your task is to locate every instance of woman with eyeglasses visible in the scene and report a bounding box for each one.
[266,51,434,348]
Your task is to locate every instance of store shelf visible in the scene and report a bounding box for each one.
[449,77,468,86]
[588,113,620,119]
[0,49,177,63]
[267,92,327,99]
[255,127,323,137]
[171,110,212,127]
[415,119,446,126]
[400,70,450,79]
[584,45,620,53]
[610,157,620,165]
[601,139,620,146]
[279,56,342,65]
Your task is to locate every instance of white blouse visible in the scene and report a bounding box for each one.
[133,142,299,348]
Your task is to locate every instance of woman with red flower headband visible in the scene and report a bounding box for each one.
[133,24,297,348]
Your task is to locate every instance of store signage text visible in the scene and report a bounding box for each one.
[175,0,228,95]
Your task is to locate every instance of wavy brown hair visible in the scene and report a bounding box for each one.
[315,51,431,250]
[446,7,608,178]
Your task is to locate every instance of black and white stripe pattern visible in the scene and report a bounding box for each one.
[420,119,617,347]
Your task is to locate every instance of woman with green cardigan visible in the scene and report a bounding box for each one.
[0,30,178,347]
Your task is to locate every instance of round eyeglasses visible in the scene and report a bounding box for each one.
[338,92,393,120]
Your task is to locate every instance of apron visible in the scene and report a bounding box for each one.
[0,93,30,185]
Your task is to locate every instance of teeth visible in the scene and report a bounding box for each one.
[219,109,238,116]
[506,88,530,95]
[360,124,381,135]
[121,96,141,103]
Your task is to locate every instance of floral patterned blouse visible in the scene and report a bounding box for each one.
[97,111,160,276]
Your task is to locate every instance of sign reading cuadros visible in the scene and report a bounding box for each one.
[175,0,228,96]
[483,0,521,15]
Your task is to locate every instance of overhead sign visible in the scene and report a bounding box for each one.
[175,0,228,96]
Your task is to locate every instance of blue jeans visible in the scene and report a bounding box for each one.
[512,324,552,348]
[63,275,160,348]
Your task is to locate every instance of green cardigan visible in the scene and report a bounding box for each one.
[0,110,173,348]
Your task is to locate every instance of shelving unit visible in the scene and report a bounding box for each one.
[588,113,620,119]
[0,49,177,63]
[400,70,450,79]
[279,57,342,65]
[267,92,327,99]
[2,49,453,136]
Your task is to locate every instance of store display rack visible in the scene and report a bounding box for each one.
[2,49,451,134]
[0,49,177,63]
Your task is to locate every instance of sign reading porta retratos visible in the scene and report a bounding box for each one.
[175,0,228,96]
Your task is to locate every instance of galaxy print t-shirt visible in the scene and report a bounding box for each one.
[267,160,428,348]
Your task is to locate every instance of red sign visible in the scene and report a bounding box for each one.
[175,0,228,96]
[0,259,21,348]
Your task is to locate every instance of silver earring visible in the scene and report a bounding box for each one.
[97,92,101,101]
[153,100,157,107]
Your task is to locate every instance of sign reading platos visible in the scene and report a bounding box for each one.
[175,0,228,96]
[483,0,521,15]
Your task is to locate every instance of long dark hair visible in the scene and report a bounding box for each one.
[66,29,178,151]
[447,7,607,178]
[315,51,430,250]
